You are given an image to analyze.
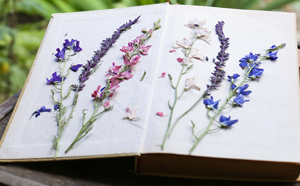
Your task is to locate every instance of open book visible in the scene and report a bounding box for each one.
[1,3,299,181]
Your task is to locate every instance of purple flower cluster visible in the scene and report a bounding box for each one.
[73,16,141,91]
[46,72,66,85]
[205,21,229,97]
[55,39,82,61]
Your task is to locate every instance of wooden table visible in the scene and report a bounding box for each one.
[0,91,300,186]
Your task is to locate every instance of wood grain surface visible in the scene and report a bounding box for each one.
[0,92,300,186]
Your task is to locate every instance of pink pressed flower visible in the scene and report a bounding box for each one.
[123,105,139,121]
[120,71,134,80]
[177,57,184,62]
[185,77,201,91]
[184,18,206,29]
[91,85,101,99]
[148,29,153,35]
[109,75,122,88]
[174,37,192,49]
[103,100,110,108]
[123,55,141,66]
[108,84,120,98]
[139,44,152,55]
[156,112,164,117]
[106,62,122,77]
[161,72,166,78]
[120,45,134,53]
[169,50,176,53]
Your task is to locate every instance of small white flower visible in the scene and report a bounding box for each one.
[173,37,192,49]
[194,27,211,44]
[184,18,206,29]
[123,105,140,121]
[189,50,206,61]
[185,77,201,91]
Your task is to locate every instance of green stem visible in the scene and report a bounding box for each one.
[161,66,185,150]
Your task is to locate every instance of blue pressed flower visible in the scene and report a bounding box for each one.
[31,106,51,118]
[239,62,249,70]
[63,39,77,49]
[239,52,258,63]
[203,96,220,110]
[233,94,249,107]
[54,104,59,110]
[100,87,106,91]
[70,64,83,72]
[267,51,278,61]
[73,41,82,53]
[270,45,276,49]
[46,72,66,85]
[231,83,236,90]
[248,67,264,79]
[237,84,252,96]
[219,115,238,128]
[228,73,240,82]
[55,48,66,61]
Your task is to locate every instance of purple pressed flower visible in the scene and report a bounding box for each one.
[203,96,220,110]
[248,67,264,79]
[204,21,229,97]
[46,72,65,85]
[63,39,77,49]
[228,74,240,82]
[233,94,249,107]
[219,115,238,128]
[54,104,59,110]
[71,84,85,91]
[55,48,66,61]
[239,62,249,70]
[231,83,236,90]
[73,41,82,53]
[31,106,51,118]
[237,84,252,96]
[70,64,83,72]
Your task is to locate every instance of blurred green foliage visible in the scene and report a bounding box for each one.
[0,0,297,103]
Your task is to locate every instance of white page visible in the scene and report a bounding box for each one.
[0,3,169,160]
[142,5,300,163]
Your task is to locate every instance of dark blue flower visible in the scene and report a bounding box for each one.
[233,94,249,107]
[73,41,82,53]
[63,39,77,49]
[267,51,278,61]
[237,84,252,96]
[54,104,59,110]
[239,52,258,63]
[70,64,83,72]
[228,73,240,82]
[31,106,51,118]
[46,72,66,85]
[203,96,220,110]
[55,48,66,61]
[248,67,264,79]
[270,45,276,49]
[219,115,238,128]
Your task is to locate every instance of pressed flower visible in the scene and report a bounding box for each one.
[106,62,122,77]
[70,64,83,72]
[185,77,200,91]
[139,44,152,55]
[46,72,65,85]
[194,27,211,44]
[120,71,134,80]
[177,57,191,66]
[267,51,278,61]
[233,94,249,107]
[169,50,176,53]
[203,96,220,110]
[103,100,110,109]
[239,52,258,63]
[156,112,165,117]
[174,37,192,49]
[248,67,264,79]
[91,85,102,100]
[54,104,59,110]
[189,50,206,60]
[31,106,51,118]
[177,57,184,62]
[237,84,252,96]
[184,18,206,29]
[120,44,134,53]
[55,48,66,61]
[219,115,238,128]
[228,74,240,82]
[160,72,166,78]
[63,39,77,49]
[123,105,139,121]
[73,41,82,53]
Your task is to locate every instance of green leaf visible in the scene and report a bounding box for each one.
[71,0,108,11]
[52,0,77,12]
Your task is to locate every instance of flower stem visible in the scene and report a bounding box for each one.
[161,65,185,150]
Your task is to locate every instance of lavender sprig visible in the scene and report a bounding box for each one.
[169,21,230,138]
[51,16,140,157]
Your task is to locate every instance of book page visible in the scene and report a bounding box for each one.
[0,3,168,160]
[142,5,300,163]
